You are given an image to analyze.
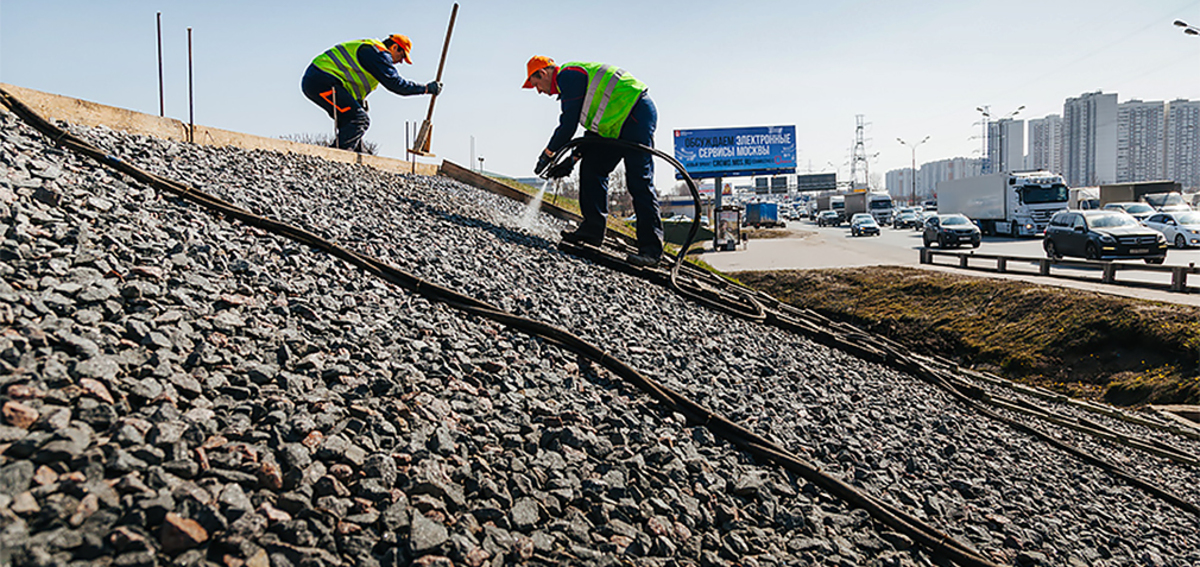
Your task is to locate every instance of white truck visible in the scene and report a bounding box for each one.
[830,194,845,221]
[1068,187,1100,210]
[867,192,893,225]
[844,192,893,225]
[936,171,1069,237]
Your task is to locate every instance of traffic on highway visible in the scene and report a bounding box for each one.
[703,198,1200,304]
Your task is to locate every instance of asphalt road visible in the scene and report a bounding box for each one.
[698,218,1200,307]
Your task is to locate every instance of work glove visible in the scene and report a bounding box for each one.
[544,148,580,179]
[426,81,442,95]
[535,151,554,175]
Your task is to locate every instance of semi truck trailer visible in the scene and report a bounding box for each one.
[936,171,1068,236]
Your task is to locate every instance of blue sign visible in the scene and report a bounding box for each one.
[673,125,797,179]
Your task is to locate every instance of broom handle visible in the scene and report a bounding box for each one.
[422,3,458,124]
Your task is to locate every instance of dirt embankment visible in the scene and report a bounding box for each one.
[737,266,1200,406]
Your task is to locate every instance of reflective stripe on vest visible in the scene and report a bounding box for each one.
[311,40,384,103]
[562,61,648,138]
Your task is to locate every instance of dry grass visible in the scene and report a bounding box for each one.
[737,266,1200,406]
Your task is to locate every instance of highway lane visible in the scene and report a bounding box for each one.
[698,218,1200,306]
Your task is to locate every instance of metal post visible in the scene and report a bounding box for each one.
[910,147,916,205]
[977,106,989,174]
[714,176,723,249]
[332,88,338,146]
[157,12,164,117]
[187,27,194,143]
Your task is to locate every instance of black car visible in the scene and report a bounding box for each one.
[923,214,981,248]
[892,211,920,229]
[1043,210,1167,264]
[816,210,841,227]
[849,214,880,237]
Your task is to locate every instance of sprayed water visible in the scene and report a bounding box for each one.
[518,183,547,231]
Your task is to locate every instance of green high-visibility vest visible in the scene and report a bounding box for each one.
[312,39,386,103]
[562,61,648,139]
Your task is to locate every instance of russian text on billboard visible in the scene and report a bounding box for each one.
[673,125,797,179]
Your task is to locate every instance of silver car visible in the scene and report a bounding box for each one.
[1102,202,1155,222]
[1143,211,1200,248]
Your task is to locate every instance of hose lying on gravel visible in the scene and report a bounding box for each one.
[540,136,769,324]
[0,86,1006,567]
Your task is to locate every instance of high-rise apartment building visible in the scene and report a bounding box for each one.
[1027,115,1063,174]
[887,157,983,202]
[1166,99,1200,192]
[987,119,1024,174]
[1063,91,1118,187]
[1116,100,1166,183]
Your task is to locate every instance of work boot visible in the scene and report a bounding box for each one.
[560,229,604,247]
[625,252,662,267]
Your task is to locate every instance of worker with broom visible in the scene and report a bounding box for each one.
[524,56,663,267]
[302,34,441,152]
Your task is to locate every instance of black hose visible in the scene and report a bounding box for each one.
[0,87,1002,567]
[543,136,767,322]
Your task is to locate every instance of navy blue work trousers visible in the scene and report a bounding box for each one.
[301,65,370,152]
[578,94,662,258]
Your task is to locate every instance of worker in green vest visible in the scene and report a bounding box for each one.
[524,56,663,267]
[302,34,441,152]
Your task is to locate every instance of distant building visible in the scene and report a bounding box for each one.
[1027,114,1063,174]
[1116,99,1166,183]
[1166,99,1200,192]
[986,119,1024,174]
[886,157,981,202]
[885,168,918,204]
[1062,91,1118,187]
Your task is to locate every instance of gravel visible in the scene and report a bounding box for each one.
[1,107,1200,566]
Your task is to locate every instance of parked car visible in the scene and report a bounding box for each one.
[1143,211,1200,248]
[850,214,880,237]
[923,214,981,248]
[892,211,920,229]
[1043,210,1167,264]
[1102,202,1155,222]
[816,210,841,227]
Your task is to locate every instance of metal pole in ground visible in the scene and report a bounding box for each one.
[157,12,164,117]
[331,88,338,148]
[187,27,194,143]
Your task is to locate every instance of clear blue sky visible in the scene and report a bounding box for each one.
[2,0,1198,193]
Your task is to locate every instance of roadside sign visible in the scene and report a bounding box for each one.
[796,173,837,192]
[673,125,797,179]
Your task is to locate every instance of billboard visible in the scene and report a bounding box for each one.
[796,173,837,192]
[673,125,797,179]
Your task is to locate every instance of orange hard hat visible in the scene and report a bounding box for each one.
[523,55,554,88]
[388,34,412,63]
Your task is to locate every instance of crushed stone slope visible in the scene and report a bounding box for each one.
[1,109,1199,567]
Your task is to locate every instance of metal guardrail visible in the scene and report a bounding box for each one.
[920,248,1200,293]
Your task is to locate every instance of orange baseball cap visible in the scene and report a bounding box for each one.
[523,55,554,88]
[388,34,412,63]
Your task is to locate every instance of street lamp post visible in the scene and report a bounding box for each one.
[897,136,929,206]
[976,106,990,173]
[1176,20,1200,35]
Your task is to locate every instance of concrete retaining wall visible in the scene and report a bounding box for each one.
[0,83,439,177]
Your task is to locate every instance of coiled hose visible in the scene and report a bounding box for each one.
[541,136,768,323]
